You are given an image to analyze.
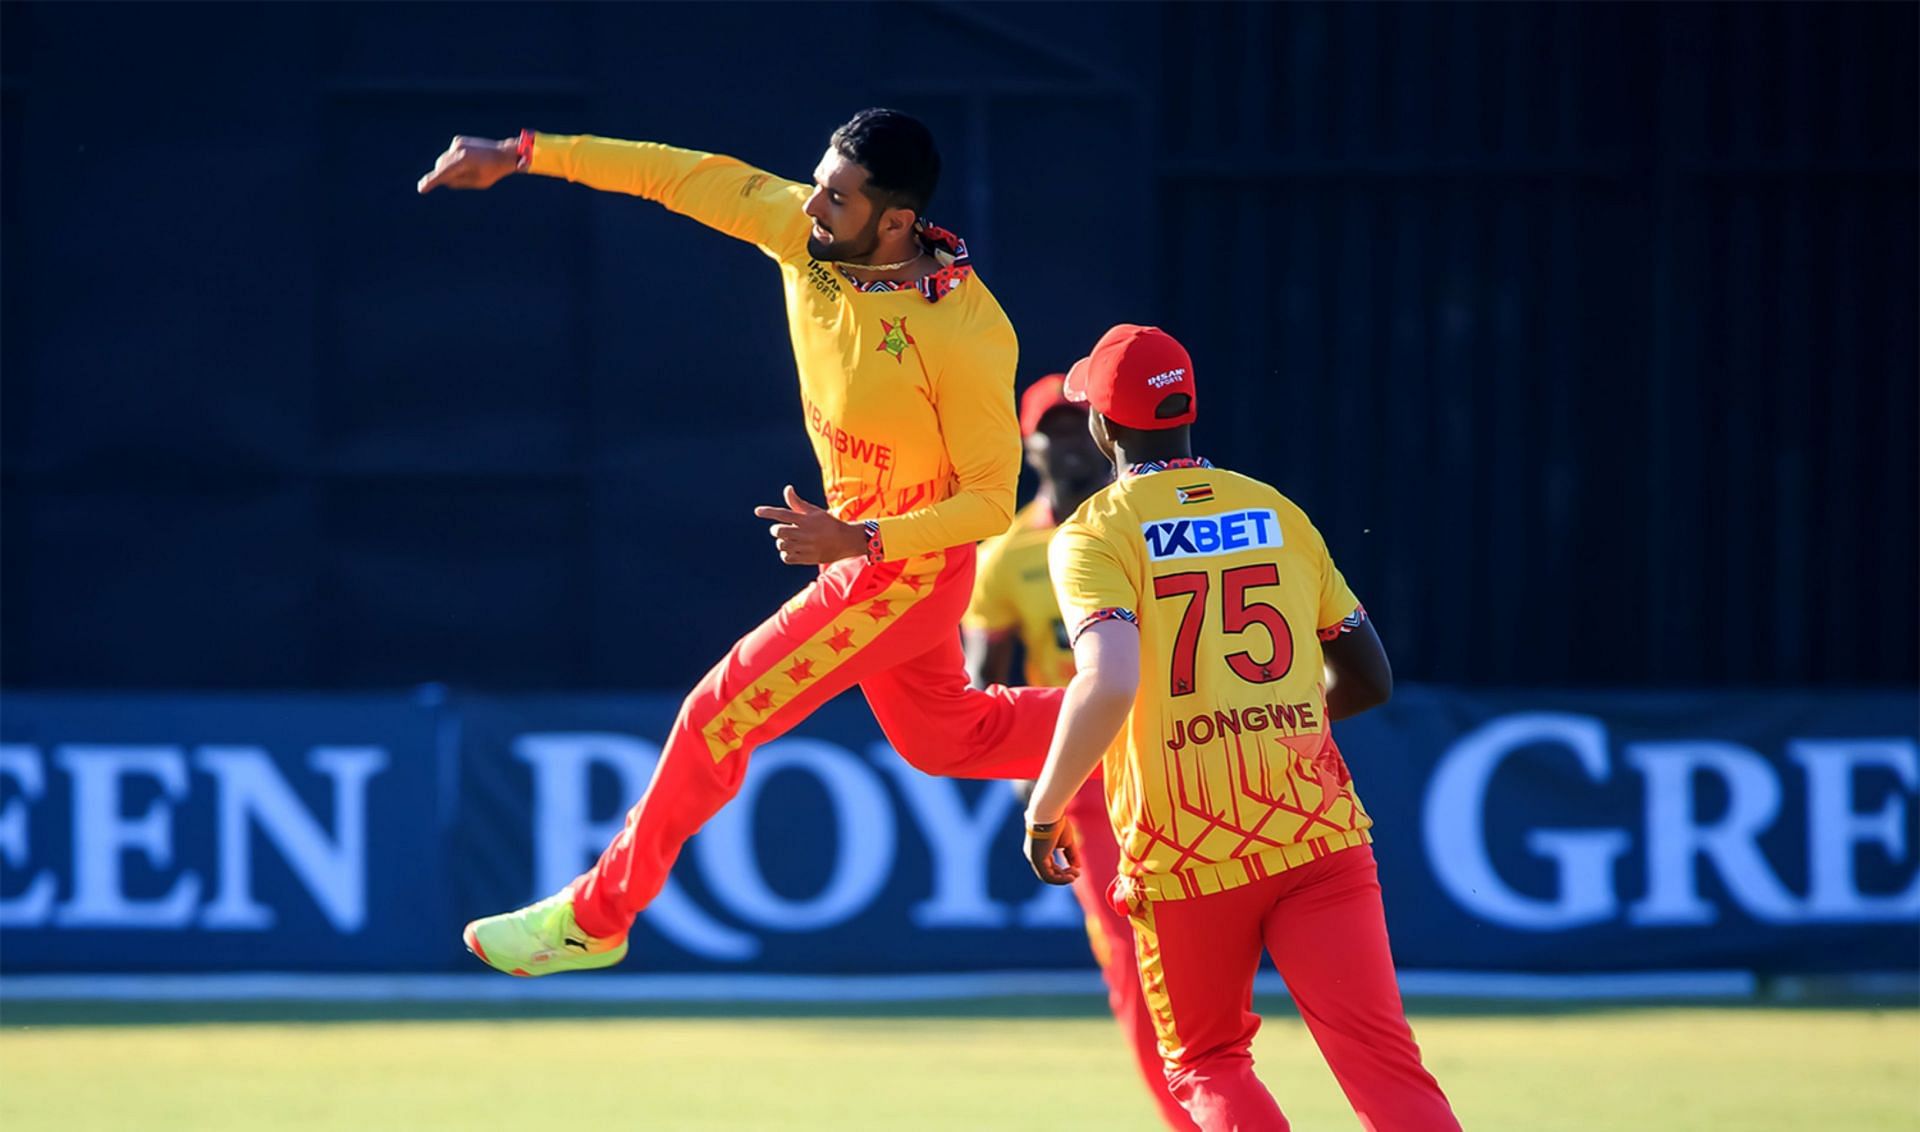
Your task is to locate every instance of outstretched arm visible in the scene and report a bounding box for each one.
[418,132,811,259]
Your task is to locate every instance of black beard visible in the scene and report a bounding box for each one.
[807,217,884,264]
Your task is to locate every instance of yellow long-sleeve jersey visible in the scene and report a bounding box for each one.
[528,133,1021,561]
[962,500,1077,689]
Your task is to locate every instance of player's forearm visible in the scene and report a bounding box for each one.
[1026,671,1132,825]
[889,331,1021,560]
[1027,621,1139,824]
[526,133,806,252]
[873,487,1014,561]
[527,133,713,198]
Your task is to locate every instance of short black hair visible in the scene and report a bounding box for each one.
[830,108,940,218]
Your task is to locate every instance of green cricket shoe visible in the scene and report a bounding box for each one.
[462,888,628,977]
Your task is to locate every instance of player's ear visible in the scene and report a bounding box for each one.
[1088,411,1118,463]
[880,205,917,239]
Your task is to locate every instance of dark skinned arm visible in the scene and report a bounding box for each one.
[1321,616,1393,722]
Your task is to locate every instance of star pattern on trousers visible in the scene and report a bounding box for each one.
[826,626,857,653]
[713,718,741,745]
[785,657,816,684]
[746,688,776,714]
[900,574,926,593]
[864,599,893,621]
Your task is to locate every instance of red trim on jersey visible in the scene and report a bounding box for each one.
[1124,457,1215,478]
[1317,604,1369,642]
[1070,606,1138,646]
[837,224,973,303]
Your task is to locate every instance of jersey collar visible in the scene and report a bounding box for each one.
[1123,456,1213,478]
[836,223,973,303]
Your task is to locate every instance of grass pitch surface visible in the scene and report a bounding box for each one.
[2,998,1915,1131]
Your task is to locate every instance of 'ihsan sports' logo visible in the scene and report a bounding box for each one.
[1142,508,1282,560]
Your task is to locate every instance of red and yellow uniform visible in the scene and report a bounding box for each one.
[1051,456,1457,1132]
[524,134,1062,938]
[1050,461,1372,904]
[966,498,1199,1132]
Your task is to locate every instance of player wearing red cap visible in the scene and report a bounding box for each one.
[1020,326,1459,1131]
[963,377,1196,1131]
[418,110,1064,973]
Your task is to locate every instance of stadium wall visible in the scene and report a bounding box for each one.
[2,2,1914,694]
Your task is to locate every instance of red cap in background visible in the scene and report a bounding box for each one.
[1017,373,1082,437]
[1062,325,1196,431]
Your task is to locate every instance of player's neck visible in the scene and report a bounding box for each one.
[1110,436,1192,472]
[842,236,931,283]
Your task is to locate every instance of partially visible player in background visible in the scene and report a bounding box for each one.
[1021,325,1460,1131]
[962,376,1196,1132]
[963,375,1107,693]
[418,110,1064,978]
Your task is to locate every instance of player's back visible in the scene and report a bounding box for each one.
[1052,459,1373,902]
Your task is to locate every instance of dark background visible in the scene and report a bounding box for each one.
[2,1,1914,693]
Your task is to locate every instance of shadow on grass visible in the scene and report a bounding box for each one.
[5,994,1914,1030]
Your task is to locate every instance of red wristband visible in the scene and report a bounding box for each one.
[515,129,536,172]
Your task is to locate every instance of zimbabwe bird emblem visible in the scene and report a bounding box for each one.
[876,317,916,363]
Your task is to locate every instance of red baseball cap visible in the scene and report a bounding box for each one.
[1017,374,1082,437]
[1063,325,1197,431]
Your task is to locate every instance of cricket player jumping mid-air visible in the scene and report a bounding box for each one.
[418,109,1063,974]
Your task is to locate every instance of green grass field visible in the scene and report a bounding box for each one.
[3,998,1915,1131]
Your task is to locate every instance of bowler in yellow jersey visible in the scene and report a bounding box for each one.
[419,110,1062,970]
[1020,325,1460,1131]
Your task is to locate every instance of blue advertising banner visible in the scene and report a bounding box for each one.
[1346,688,1919,974]
[3,686,1914,974]
[453,693,1096,974]
[0,692,450,971]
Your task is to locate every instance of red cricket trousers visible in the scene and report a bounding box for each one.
[1066,781,1202,1132]
[570,544,1062,939]
[1126,844,1460,1132]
